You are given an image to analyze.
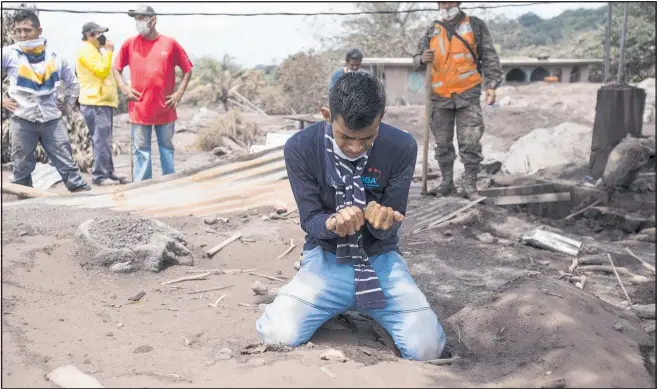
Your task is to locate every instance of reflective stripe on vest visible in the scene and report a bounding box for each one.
[429,16,482,98]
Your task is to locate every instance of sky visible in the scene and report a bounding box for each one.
[4,1,607,68]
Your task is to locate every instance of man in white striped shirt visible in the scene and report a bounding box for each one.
[256,72,446,361]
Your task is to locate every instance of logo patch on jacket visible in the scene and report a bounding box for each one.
[362,167,382,189]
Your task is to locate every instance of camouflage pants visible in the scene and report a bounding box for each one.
[430,102,484,166]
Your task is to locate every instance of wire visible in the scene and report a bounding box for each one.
[2,3,555,17]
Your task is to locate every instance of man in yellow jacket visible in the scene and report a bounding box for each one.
[76,22,125,185]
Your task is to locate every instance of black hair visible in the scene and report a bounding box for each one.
[345,48,363,63]
[82,33,87,41]
[13,10,40,29]
[329,71,386,131]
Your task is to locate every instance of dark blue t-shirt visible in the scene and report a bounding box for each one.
[284,121,418,257]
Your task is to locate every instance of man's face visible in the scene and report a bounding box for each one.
[13,19,41,42]
[135,15,155,27]
[346,59,362,72]
[86,31,100,47]
[331,114,381,159]
[438,2,459,10]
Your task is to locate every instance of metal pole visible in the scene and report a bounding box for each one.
[603,2,612,83]
[617,3,629,84]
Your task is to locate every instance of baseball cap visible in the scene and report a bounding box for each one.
[128,4,156,17]
[81,22,109,34]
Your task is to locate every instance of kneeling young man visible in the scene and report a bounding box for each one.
[256,72,446,361]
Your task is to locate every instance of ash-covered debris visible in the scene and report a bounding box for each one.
[76,216,193,273]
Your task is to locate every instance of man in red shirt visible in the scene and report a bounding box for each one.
[111,4,193,182]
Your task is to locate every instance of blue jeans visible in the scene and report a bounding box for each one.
[80,105,115,184]
[256,247,446,361]
[132,122,175,182]
[10,116,87,191]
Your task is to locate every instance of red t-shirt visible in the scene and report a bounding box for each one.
[114,34,193,125]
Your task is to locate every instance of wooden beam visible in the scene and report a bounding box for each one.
[2,182,58,198]
[478,183,555,198]
[487,192,571,206]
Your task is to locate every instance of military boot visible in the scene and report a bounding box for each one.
[462,164,483,200]
[428,163,456,197]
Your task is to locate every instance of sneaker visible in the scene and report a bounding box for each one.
[97,178,121,186]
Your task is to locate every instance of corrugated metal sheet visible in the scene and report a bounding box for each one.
[5,147,295,217]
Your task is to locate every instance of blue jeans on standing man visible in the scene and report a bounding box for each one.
[10,116,88,191]
[131,122,176,182]
[256,246,447,361]
[80,105,116,184]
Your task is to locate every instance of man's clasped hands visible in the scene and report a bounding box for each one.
[325,201,405,237]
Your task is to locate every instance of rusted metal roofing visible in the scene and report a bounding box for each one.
[5,146,295,217]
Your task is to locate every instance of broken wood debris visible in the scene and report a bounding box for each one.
[414,197,487,234]
[208,294,226,308]
[127,290,146,302]
[276,239,296,259]
[249,272,287,282]
[487,192,571,206]
[188,285,233,295]
[206,233,242,258]
[425,355,463,366]
[607,254,632,306]
[320,366,336,378]
[541,288,564,299]
[162,272,211,285]
[186,268,257,275]
[562,200,601,221]
[624,247,656,274]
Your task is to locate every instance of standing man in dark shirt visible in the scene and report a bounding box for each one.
[413,2,504,199]
[328,48,364,91]
[256,72,446,361]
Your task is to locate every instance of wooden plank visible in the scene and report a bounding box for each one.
[2,182,58,198]
[487,192,571,206]
[46,365,104,388]
[478,183,555,198]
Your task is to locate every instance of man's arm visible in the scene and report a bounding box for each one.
[412,25,434,72]
[78,45,113,79]
[167,40,194,107]
[59,58,80,115]
[366,137,418,240]
[285,136,339,240]
[474,18,504,90]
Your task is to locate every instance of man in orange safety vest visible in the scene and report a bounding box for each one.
[413,2,504,199]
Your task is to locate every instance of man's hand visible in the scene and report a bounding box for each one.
[325,206,365,238]
[421,49,435,64]
[364,201,404,231]
[485,89,496,105]
[120,85,142,101]
[104,39,115,52]
[2,98,18,112]
[165,90,183,108]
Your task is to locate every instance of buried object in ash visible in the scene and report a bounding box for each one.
[75,217,194,273]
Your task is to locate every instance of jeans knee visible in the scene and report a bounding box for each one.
[255,297,306,347]
[398,309,446,361]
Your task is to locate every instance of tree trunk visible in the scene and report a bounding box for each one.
[589,84,646,179]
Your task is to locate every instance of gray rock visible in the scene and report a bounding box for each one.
[133,345,153,354]
[497,238,513,246]
[320,349,348,363]
[110,261,136,273]
[216,348,233,360]
[477,232,496,244]
[93,248,134,267]
[612,322,624,332]
[204,217,218,225]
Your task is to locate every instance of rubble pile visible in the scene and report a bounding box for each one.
[75,216,194,273]
[192,109,262,156]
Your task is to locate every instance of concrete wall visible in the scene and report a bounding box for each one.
[373,62,593,106]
